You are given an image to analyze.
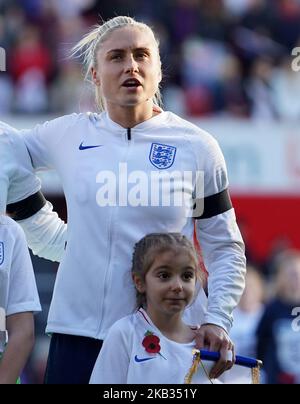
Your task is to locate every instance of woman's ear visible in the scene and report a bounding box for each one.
[132,274,145,293]
[91,67,101,86]
[158,69,162,84]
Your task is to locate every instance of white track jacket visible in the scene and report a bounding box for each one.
[22,111,246,339]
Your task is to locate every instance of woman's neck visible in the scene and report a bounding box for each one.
[106,101,158,128]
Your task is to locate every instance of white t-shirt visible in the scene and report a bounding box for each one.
[0,123,40,213]
[90,308,198,384]
[0,216,41,352]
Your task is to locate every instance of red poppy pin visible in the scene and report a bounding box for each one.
[142,331,166,359]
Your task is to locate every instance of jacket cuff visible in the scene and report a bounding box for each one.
[203,312,233,334]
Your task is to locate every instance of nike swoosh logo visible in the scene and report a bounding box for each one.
[134,355,155,363]
[79,142,103,151]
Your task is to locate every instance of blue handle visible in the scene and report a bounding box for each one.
[198,350,260,369]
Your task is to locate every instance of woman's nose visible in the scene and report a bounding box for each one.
[125,55,139,73]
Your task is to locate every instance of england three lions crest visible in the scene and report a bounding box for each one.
[149,143,177,170]
[0,242,4,266]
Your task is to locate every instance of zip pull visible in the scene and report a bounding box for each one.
[127,128,132,141]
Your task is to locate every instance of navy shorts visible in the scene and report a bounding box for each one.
[44,333,103,384]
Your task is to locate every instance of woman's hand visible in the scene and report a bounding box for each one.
[194,324,235,379]
[153,105,162,114]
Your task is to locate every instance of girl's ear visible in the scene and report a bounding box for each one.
[132,274,145,293]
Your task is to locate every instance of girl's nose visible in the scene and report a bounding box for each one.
[171,279,183,293]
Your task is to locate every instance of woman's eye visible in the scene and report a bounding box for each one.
[136,53,147,59]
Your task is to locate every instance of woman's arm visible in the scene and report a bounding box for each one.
[196,209,246,333]
[17,201,67,263]
[191,133,246,333]
[191,132,246,379]
[0,312,34,384]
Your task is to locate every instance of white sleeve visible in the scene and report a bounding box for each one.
[195,136,246,333]
[90,322,130,384]
[0,124,41,210]
[21,114,77,170]
[0,173,8,215]
[196,210,246,333]
[18,202,67,263]
[7,223,41,316]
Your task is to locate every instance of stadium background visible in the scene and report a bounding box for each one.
[1,0,300,384]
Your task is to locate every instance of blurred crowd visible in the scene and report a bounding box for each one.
[1,0,300,119]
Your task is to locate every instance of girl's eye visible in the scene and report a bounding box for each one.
[158,272,169,279]
[183,272,194,280]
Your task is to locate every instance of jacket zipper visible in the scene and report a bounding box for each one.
[127,128,132,141]
[97,127,132,336]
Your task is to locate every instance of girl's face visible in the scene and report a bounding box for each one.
[92,26,162,112]
[135,249,197,319]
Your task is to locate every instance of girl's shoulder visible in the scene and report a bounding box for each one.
[106,313,136,338]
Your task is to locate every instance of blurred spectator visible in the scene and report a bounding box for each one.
[257,250,300,384]
[272,57,300,121]
[9,25,52,112]
[169,0,202,44]
[197,0,233,41]
[273,0,300,50]
[10,26,52,82]
[220,54,249,117]
[241,0,276,36]
[47,0,95,20]
[230,266,265,358]
[224,0,253,17]
[162,84,187,116]
[14,68,48,113]
[50,62,94,113]
[0,76,13,113]
[263,236,292,278]
[246,56,277,120]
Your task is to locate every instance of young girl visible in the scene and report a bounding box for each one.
[0,215,41,384]
[90,233,206,384]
